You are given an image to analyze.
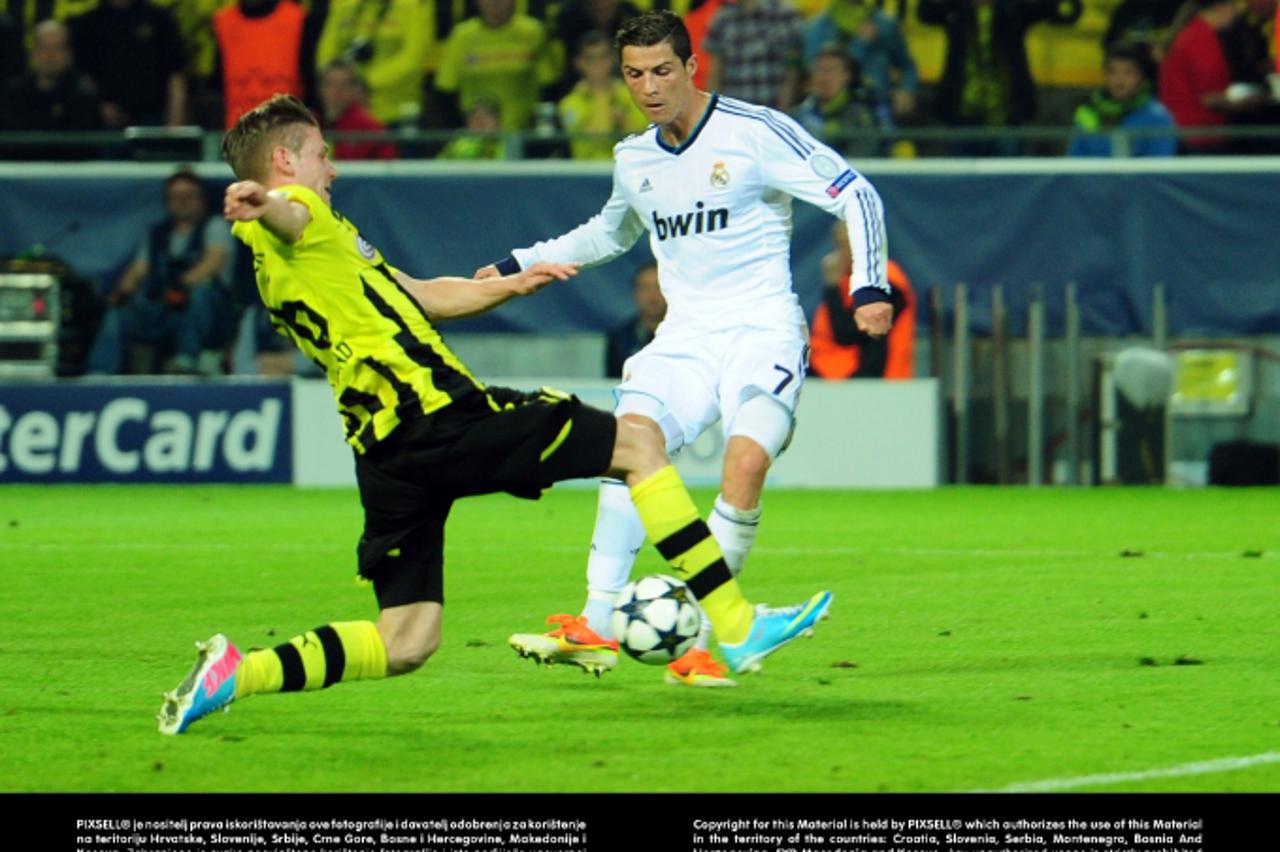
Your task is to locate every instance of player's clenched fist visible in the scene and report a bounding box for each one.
[224,180,269,221]
[854,301,894,339]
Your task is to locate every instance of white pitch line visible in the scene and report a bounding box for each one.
[0,541,343,551]
[770,545,1276,561]
[993,752,1280,792]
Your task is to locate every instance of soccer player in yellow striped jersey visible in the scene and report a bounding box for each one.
[156,94,832,735]
[230,171,490,454]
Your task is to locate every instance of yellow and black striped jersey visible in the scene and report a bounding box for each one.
[232,184,489,453]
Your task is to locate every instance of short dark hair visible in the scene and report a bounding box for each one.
[320,58,370,98]
[813,43,860,79]
[221,94,319,182]
[616,10,692,64]
[1105,41,1155,81]
[576,29,612,57]
[164,166,203,194]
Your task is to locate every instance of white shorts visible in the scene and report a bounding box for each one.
[614,324,808,454]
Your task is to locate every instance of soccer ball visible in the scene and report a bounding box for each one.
[611,574,702,665]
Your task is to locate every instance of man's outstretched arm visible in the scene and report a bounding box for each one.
[475,170,645,278]
[398,263,579,322]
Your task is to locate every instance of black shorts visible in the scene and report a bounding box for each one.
[353,388,616,609]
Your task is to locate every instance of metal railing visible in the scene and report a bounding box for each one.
[4,123,1280,161]
[938,280,1166,486]
[930,281,1280,487]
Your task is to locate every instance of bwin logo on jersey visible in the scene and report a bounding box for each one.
[651,202,729,241]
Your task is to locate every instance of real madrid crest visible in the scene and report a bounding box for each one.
[710,161,730,189]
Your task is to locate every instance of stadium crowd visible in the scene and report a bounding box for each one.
[2,1,1278,380]
[0,0,1278,160]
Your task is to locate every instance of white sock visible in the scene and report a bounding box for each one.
[582,478,646,638]
[707,493,761,577]
[582,592,618,640]
[694,609,713,652]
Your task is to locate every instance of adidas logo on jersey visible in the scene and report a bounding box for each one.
[651,202,729,242]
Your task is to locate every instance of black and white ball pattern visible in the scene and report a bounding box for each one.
[611,574,702,664]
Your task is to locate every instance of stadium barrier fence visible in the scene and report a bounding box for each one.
[1,159,1275,488]
[0,377,942,489]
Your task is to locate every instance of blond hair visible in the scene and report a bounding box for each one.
[221,94,318,182]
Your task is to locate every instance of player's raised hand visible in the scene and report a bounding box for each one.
[510,261,579,294]
[474,264,500,279]
[224,181,269,222]
[854,302,894,339]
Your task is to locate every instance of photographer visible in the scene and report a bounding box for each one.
[85,169,237,376]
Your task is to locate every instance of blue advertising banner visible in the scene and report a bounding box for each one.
[0,381,292,483]
[3,161,1278,338]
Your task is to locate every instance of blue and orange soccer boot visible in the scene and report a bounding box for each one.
[157,634,242,734]
[719,590,833,674]
[509,614,618,677]
[665,646,737,688]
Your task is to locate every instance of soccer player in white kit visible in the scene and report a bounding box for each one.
[486,11,892,685]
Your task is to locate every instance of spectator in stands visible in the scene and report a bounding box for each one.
[1219,0,1280,152]
[315,0,431,130]
[790,44,883,158]
[1104,0,1185,60]
[436,99,506,159]
[213,0,309,129]
[435,0,563,132]
[318,59,398,161]
[68,0,186,127]
[684,0,725,91]
[916,0,1082,155]
[703,0,807,110]
[0,11,24,85]
[558,30,649,160]
[552,0,642,99]
[86,169,237,377]
[0,20,101,134]
[605,261,666,379]
[150,0,225,127]
[1222,0,1278,83]
[810,223,914,380]
[1158,0,1263,153]
[1068,42,1176,157]
[803,0,919,124]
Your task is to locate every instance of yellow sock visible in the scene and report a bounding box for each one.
[235,620,387,699]
[629,465,754,644]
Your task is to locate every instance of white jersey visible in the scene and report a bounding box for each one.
[511,94,888,335]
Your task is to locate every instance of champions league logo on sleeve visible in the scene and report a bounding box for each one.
[826,169,857,198]
[355,234,378,260]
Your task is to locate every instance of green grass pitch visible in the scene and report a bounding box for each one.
[0,485,1276,793]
